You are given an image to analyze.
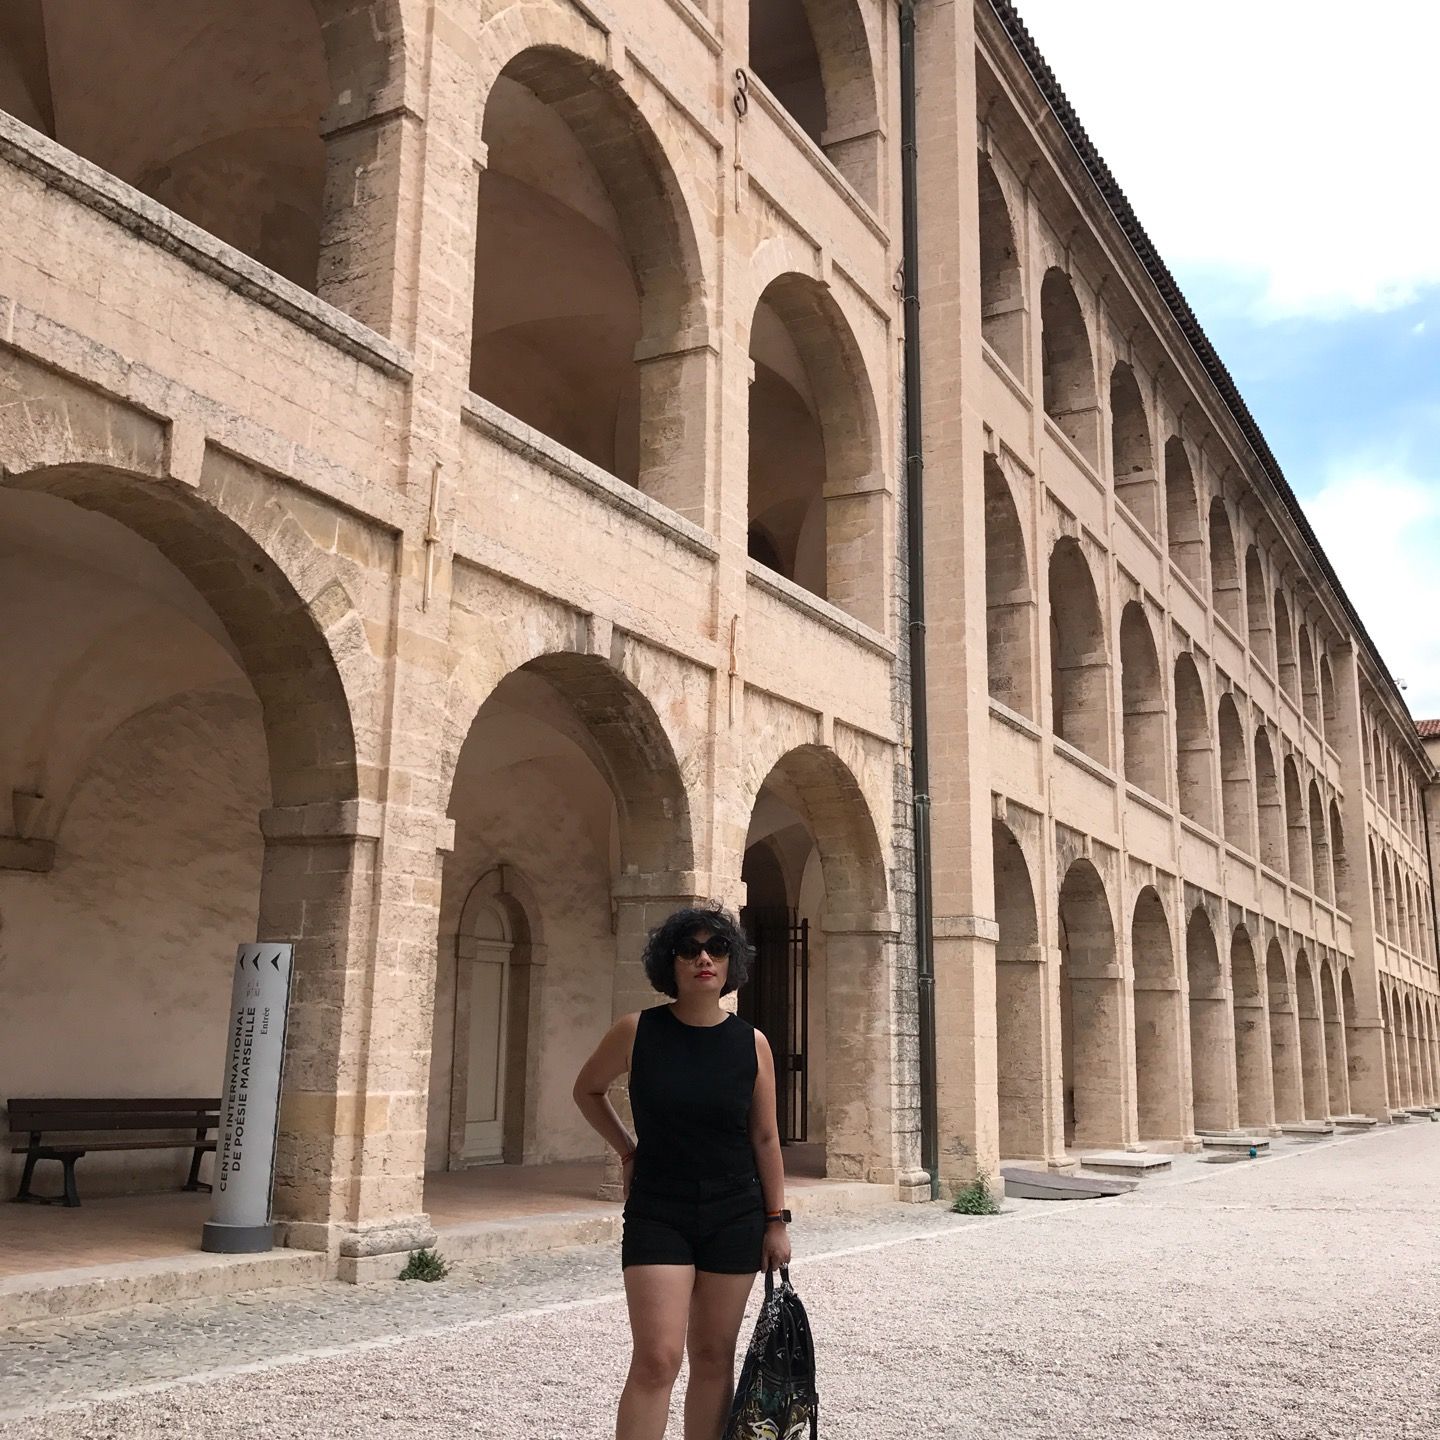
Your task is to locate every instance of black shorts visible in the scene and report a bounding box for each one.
[622,1174,764,1274]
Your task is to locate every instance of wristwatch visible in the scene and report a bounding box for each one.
[765,1209,792,1225]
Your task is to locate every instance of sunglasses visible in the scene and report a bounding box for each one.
[674,935,733,962]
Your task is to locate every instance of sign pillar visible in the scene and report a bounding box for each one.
[201,943,294,1254]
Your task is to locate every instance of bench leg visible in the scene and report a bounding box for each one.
[184,1144,207,1192]
[12,1151,39,1203]
[61,1155,81,1208]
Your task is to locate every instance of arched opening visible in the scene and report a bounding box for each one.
[1329,801,1349,914]
[1219,695,1252,850]
[1057,860,1124,1149]
[1174,655,1216,830]
[1048,538,1109,764]
[1208,499,1242,631]
[747,0,881,205]
[1131,887,1183,1141]
[1369,841,1384,938]
[1164,439,1205,590]
[1110,363,1157,534]
[1320,655,1337,737]
[1185,908,1232,1133]
[1245,546,1272,670]
[1320,963,1348,1118]
[1341,970,1364,1107]
[1274,590,1298,699]
[745,744,889,1180]
[1381,987,1400,1107]
[1255,729,1285,874]
[1040,269,1099,465]
[432,652,695,1181]
[1231,927,1270,1129]
[993,823,1045,1158]
[1309,782,1331,904]
[979,158,1024,375]
[1120,603,1166,798]
[1298,629,1321,731]
[1283,756,1310,889]
[0,1,339,287]
[1382,855,1398,943]
[984,459,1034,717]
[0,464,363,1228]
[1294,953,1327,1120]
[748,274,885,626]
[1404,995,1423,1108]
[1267,943,1302,1123]
[471,47,706,517]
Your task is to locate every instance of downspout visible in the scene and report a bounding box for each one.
[899,0,939,1200]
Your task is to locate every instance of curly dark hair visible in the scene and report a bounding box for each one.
[642,904,753,999]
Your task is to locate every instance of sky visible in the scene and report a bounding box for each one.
[1012,1,1440,718]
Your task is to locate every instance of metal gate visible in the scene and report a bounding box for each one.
[739,906,809,1143]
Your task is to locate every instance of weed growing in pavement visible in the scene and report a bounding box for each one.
[950,1175,1002,1216]
[399,1247,450,1281]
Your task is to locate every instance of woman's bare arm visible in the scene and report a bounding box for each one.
[573,1013,641,1161]
[750,1032,791,1269]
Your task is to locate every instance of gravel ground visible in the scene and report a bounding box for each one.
[3,1124,1438,1439]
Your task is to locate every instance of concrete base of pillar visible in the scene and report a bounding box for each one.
[895,1168,933,1202]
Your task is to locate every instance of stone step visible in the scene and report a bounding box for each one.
[1403,1107,1436,1118]
[1388,1109,1415,1122]
[1077,1152,1174,1177]
[1333,1115,1378,1129]
[1279,1122,1334,1138]
[1001,1167,1136,1201]
[1200,1134,1270,1153]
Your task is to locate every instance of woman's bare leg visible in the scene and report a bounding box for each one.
[682,1270,757,1440]
[618,1265,696,1440]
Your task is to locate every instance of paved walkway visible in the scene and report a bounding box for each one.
[3,1125,1437,1437]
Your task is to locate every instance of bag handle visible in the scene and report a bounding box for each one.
[763,1264,791,1300]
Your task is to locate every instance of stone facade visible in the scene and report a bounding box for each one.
[0,0,1434,1285]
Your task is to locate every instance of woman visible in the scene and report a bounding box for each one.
[574,904,792,1440]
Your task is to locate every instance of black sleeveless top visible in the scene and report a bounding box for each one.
[629,1006,758,1188]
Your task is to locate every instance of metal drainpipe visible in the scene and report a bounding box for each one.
[899,0,939,1200]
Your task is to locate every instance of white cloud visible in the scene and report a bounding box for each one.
[1013,1,1440,319]
[1305,465,1440,717]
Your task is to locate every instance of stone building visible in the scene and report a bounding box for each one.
[0,0,1435,1291]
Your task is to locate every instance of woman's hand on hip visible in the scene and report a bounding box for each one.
[761,1223,791,1274]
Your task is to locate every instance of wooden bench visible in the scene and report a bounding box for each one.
[7,1098,220,1207]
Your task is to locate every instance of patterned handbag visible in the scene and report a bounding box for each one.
[724,1265,818,1440]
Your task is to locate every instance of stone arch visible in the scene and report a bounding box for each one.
[1057,858,1124,1149]
[1294,952,1327,1120]
[1245,546,1273,670]
[1208,498,1242,630]
[1218,694,1252,851]
[748,0,882,205]
[1274,589,1298,698]
[1267,941,1302,1123]
[1164,438,1204,590]
[1320,961,1348,1117]
[1110,362,1157,534]
[1040,269,1099,465]
[1254,728,1285,874]
[979,157,1024,375]
[1283,755,1310,889]
[747,271,886,627]
[1185,906,1232,1133]
[985,458,1035,717]
[1231,925,1271,1129]
[1368,839,1384,934]
[0,458,385,1234]
[470,40,709,516]
[1382,853,1398,943]
[1131,885,1183,1141]
[1174,654,1216,831]
[1309,782,1332,904]
[747,742,890,1179]
[993,822,1045,1158]
[1298,629,1321,731]
[1120,603,1166,798]
[1048,537,1109,764]
[1320,654,1337,736]
[1329,800,1349,914]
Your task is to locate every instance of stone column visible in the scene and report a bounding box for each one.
[634,338,716,529]
[261,799,441,1274]
[1233,997,1275,1131]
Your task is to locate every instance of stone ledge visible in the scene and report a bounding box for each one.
[461,392,719,561]
[0,112,412,380]
[746,561,896,659]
